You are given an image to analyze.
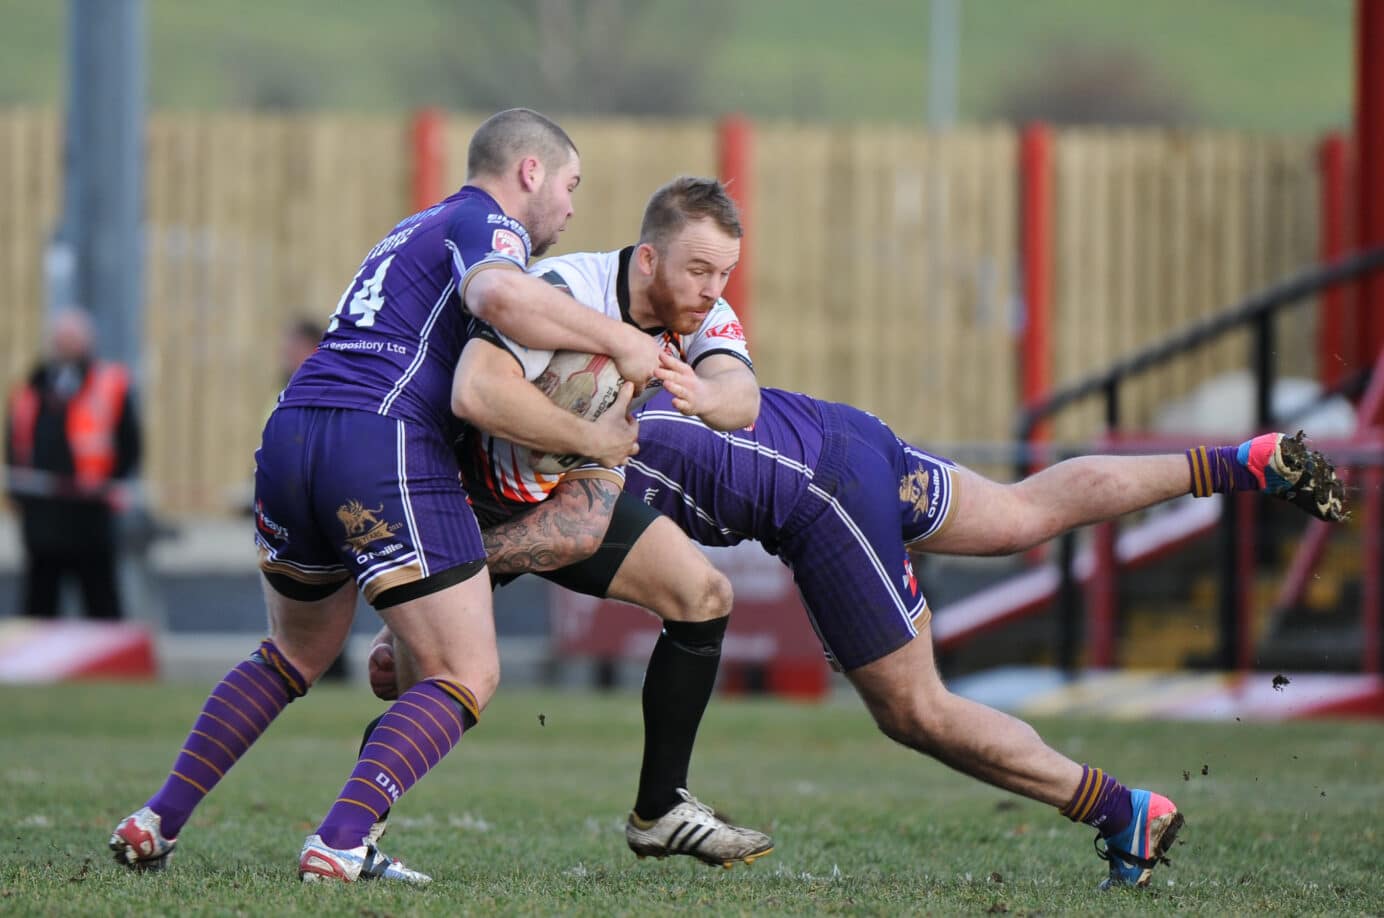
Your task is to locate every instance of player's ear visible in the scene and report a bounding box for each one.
[635,242,659,277]
[517,155,546,193]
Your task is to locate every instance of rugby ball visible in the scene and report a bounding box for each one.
[530,350,625,475]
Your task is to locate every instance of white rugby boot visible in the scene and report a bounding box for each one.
[625,788,774,868]
[298,833,432,885]
[109,806,177,872]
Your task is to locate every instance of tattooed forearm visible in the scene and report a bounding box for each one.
[482,477,620,575]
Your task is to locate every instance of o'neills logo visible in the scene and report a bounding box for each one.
[337,499,403,552]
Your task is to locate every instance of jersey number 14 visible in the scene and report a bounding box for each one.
[328,255,395,332]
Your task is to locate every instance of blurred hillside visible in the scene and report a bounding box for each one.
[0,0,1352,131]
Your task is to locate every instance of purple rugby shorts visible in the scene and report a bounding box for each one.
[253,406,485,606]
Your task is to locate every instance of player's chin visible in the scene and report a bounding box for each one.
[677,311,710,333]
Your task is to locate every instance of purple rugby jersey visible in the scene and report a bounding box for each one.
[627,387,825,553]
[628,387,960,671]
[279,187,532,433]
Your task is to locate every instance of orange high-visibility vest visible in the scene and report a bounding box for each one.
[8,362,129,489]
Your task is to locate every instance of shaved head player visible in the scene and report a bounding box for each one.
[110,108,664,885]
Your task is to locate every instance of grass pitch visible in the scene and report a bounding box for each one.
[1,681,1379,916]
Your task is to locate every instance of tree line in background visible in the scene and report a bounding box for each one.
[0,0,1345,129]
[236,0,1192,126]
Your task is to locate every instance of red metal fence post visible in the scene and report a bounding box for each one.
[411,108,446,212]
[1318,133,1352,387]
[1020,124,1054,469]
[717,115,754,337]
[1356,0,1384,363]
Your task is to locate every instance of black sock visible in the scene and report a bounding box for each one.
[633,615,729,821]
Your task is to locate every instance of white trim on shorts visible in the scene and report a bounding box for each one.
[395,419,429,579]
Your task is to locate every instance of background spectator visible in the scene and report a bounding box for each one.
[5,307,142,619]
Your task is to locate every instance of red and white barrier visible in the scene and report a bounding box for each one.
[0,618,157,682]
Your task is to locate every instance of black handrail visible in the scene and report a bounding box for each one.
[1015,247,1384,446]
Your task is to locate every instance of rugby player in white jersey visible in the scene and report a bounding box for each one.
[372,177,775,868]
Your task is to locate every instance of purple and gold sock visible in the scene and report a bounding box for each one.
[1059,764,1133,837]
[1186,445,1261,497]
[146,639,307,837]
[315,678,478,850]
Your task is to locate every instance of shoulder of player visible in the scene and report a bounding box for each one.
[529,248,618,278]
[528,249,621,312]
[443,195,532,242]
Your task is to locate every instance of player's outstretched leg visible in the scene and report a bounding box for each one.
[1188,430,1348,521]
[847,627,1181,889]
[110,638,310,871]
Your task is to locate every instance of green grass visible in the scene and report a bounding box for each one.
[1,682,1379,915]
[0,0,1353,131]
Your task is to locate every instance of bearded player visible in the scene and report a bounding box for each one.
[387,176,774,867]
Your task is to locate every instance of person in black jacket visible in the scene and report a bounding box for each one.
[5,308,141,619]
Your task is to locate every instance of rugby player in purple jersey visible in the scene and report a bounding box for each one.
[373,387,1345,888]
[109,108,667,885]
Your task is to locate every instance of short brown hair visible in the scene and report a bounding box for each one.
[467,108,578,180]
[639,177,743,252]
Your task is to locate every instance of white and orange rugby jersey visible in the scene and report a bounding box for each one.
[458,245,752,521]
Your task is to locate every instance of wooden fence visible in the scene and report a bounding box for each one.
[0,109,62,426]
[1051,130,1321,442]
[0,111,1325,514]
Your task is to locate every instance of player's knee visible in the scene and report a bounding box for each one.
[689,567,734,621]
[708,568,734,617]
[251,638,310,700]
[658,564,733,622]
[872,705,923,751]
[463,653,502,709]
[870,694,950,754]
[438,658,501,710]
[468,663,501,711]
[263,635,348,688]
[404,647,501,709]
